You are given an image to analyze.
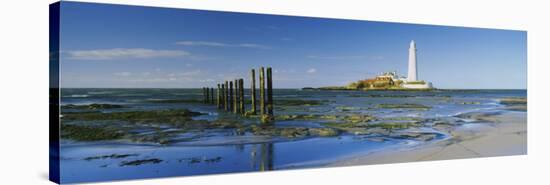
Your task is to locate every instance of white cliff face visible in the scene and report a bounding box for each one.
[407,40,417,82]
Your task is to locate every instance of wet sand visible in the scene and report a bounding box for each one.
[329,111,527,167]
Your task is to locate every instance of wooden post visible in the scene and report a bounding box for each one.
[250,69,257,115]
[225,81,229,111]
[217,84,221,108]
[229,81,233,112]
[267,67,274,116]
[233,79,238,113]
[239,78,245,114]
[202,87,205,103]
[210,87,214,104]
[206,87,210,104]
[220,84,224,109]
[259,67,266,115]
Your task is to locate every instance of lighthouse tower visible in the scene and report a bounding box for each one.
[407,40,417,82]
[402,40,433,89]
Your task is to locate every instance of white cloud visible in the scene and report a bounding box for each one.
[65,48,189,60]
[306,55,385,61]
[307,68,317,74]
[199,79,215,82]
[114,72,131,77]
[177,70,202,77]
[176,41,270,49]
[306,55,365,60]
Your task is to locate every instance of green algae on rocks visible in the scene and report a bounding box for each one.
[376,103,431,110]
[119,158,163,166]
[62,109,204,124]
[61,124,126,141]
[274,99,327,106]
[250,125,340,138]
[61,103,125,110]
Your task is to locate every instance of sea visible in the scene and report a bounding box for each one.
[57,88,526,183]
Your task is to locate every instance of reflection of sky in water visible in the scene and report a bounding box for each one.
[60,135,407,183]
[59,88,526,183]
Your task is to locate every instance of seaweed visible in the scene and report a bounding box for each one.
[274,99,326,106]
[145,99,203,104]
[376,103,431,110]
[119,159,163,166]
[499,97,527,105]
[369,122,421,130]
[61,103,125,110]
[323,121,420,133]
[179,157,223,164]
[84,154,138,161]
[249,125,340,138]
[61,124,126,141]
[275,114,374,123]
[62,109,204,124]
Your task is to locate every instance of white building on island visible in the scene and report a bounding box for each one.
[347,40,434,90]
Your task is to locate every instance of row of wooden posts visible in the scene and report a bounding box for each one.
[202,67,274,123]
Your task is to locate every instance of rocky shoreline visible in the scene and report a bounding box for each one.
[328,110,527,167]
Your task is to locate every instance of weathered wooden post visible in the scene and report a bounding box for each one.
[250,69,257,115]
[267,67,274,116]
[210,87,213,104]
[220,82,225,109]
[217,84,221,108]
[202,87,205,103]
[259,67,266,115]
[229,81,234,112]
[206,87,210,104]
[225,81,229,111]
[210,87,214,104]
[233,79,239,113]
[239,78,245,114]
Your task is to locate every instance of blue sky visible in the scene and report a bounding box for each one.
[59,2,527,89]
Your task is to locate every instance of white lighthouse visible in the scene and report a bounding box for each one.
[407,40,418,82]
[402,40,433,89]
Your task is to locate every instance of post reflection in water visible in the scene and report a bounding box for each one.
[249,142,274,171]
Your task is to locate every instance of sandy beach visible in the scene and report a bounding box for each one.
[329,111,527,167]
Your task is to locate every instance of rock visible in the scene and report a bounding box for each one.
[61,103,124,110]
[261,114,275,124]
[376,103,431,110]
[280,128,309,138]
[61,124,126,141]
[309,128,340,137]
[499,97,527,105]
[119,158,163,166]
[392,132,438,141]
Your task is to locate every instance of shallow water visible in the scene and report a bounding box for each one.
[58,88,525,183]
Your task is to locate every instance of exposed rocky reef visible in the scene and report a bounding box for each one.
[377,103,431,110]
[62,103,125,110]
[499,97,527,111]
